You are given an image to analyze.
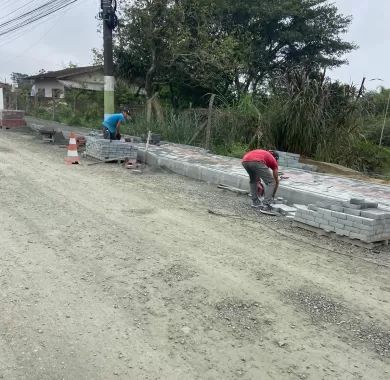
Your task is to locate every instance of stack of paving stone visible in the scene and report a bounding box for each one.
[277,151,317,171]
[293,198,390,244]
[0,110,26,128]
[86,136,138,161]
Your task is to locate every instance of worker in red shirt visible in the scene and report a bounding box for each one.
[242,149,280,210]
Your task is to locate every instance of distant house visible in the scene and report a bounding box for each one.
[27,66,104,98]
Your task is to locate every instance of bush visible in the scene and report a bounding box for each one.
[343,141,390,174]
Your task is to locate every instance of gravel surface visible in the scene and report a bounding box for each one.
[285,288,390,358]
[0,126,389,379]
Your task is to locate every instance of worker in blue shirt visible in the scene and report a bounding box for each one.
[102,109,130,140]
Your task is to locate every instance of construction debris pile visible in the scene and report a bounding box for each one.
[86,136,138,161]
[293,198,390,244]
[277,151,317,171]
[0,110,26,129]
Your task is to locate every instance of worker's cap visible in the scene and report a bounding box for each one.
[122,108,130,115]
[268,150,279,161]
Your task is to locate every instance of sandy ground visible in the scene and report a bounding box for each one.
[0,127,389,380]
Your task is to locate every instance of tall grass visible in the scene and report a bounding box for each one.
[258,69,366,161]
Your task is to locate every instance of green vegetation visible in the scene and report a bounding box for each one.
[23,0,390,176]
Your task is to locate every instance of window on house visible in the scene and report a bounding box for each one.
[52,88,63,98]
[37,88,45,98]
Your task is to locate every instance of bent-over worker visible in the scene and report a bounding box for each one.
[242,149,280,210]
[102,109,130,141]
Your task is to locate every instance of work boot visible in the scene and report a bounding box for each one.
[251,198,263,208]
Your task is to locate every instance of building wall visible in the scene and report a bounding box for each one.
[30,69,143,98]
[31,79,65,98]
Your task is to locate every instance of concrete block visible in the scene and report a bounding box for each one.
[293,204,309,211]
[350,198,365,205]
[298,213,315,221]
[343,208,361,216]
[346,214,367,224]
[335,228,348,236]
[323,215,338,223]
[331,211,347,220]
[186,165,202,180]
[273,204,297,215]
[305,220,321,228]
[363,202,378,209]
[320,224,335,232]
[238,176,250,192]
[173,161,187,176]
[343,219,354,227]
[86,137,138,161]
[342,202,361,210]
[308,204,318,211]
[361,218,376,226]
[332,222,346,230]
[352,222,374,232]
[360,209,390,220]
[321,209,333,217]
[349,232,366,241]
[221,172,241,188]
[316,202,332,209]
[344,225,364,234]
[330,205,344,212]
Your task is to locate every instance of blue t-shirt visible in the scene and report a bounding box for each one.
[103,113,125,133]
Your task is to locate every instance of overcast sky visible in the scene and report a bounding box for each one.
[0,0,388,90]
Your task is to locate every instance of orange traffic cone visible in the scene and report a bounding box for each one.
[65,132,80,165]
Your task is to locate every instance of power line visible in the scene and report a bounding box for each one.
[0,0,42,21]
[0,8,62,50]
[0,0,69,28]
[0,0,79,38]
[2,0,42,16]
[0,3,75,64]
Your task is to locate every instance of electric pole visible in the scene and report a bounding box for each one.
[100,0,118,117]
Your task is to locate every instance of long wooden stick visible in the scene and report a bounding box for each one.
[205,94,216,150]
[187,120,207,145]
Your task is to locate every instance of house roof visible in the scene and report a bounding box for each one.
[27,66,103,80]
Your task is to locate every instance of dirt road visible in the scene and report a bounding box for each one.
[0,128,389,380]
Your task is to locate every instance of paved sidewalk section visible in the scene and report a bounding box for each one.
[138,143,390,208]
[24,118,390,208]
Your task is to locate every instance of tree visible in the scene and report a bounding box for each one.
[116,0,182,119]
[213,0,355,95]
[10,72,29,86]
[114,0,355,107]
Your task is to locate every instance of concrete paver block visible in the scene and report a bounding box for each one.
[330,211,347,220]
[343,208,362,216]
[350,198,365,205]
[360,209,390,220]
[364,202,379,209]
[342,201,361,210]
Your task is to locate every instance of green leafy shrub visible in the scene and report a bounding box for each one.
[343,141,390,174]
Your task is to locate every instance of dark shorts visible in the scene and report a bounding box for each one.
[103,126,121,141]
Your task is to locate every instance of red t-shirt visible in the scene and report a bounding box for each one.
[242,150,278,170]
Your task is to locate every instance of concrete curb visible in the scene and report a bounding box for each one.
[138,149,346,206]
